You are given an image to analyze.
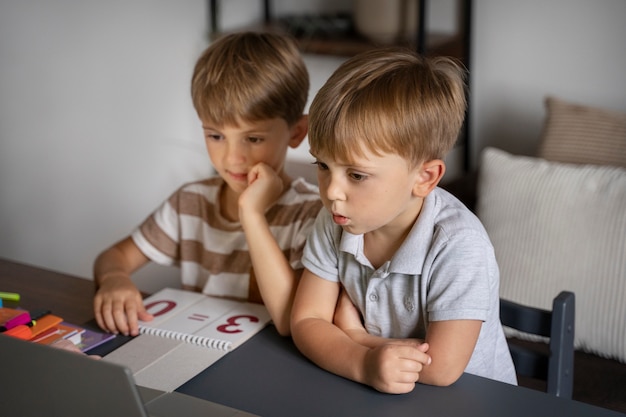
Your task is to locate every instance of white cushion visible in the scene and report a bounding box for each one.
[477,147,626,363]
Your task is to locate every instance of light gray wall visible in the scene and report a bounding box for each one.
[1,1,625,290]
[0,0,348,291]
[470,0,626,165]
[0,1,211,289]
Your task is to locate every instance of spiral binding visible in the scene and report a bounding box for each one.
[138,326,233,351]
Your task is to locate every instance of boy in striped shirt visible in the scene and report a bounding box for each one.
[93,32,322,338]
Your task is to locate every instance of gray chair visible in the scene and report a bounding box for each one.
[500,291,575,398]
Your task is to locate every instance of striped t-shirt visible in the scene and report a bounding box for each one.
[131,176,322,302]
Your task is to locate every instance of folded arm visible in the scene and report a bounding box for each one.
[333,286,482,387]
[333,288,424,348]
[291,271,432,394]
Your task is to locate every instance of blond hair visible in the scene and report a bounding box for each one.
[191,31,309,127]
[309,48,466,167]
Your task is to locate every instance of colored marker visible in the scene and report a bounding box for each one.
[4,324,32,339]
[0,311,31,331]
[29,309,51,321]
[0,292,20,302]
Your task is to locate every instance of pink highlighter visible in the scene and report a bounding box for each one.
[5,311,31,329]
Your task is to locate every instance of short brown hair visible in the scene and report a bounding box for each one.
[191,31,309,127]
[308,47,466,167]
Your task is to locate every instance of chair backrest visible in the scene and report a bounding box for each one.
[500,291,575,398]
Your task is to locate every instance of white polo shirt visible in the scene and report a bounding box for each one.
[302,187,517,385]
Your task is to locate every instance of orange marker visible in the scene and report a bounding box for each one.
[4,324,32,340]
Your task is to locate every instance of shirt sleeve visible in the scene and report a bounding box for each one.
[426,230,496,322]
[301,210,342,283]
[131,188,182,266]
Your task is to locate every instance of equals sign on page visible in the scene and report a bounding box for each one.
[187,313,210,322]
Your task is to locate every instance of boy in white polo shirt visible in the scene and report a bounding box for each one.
[291,47,516,394]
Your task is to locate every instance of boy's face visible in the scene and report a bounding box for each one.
[202,117,302,195]
[313,147,423,236]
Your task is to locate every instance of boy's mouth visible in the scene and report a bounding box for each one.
[332,213,349,226]
[227,170,248,182]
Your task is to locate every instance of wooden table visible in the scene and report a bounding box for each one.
[0,257,94,325]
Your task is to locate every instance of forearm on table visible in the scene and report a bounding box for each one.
[341,327,468,388]
[292,317,370,384]
[343,328,424,349]
[414,320,482,386]
[93,237,148,288]
[415,350,466,387]
[94,251,132,288]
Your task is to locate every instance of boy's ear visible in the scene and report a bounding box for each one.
[288,115,308,148]
[412,159,446,198]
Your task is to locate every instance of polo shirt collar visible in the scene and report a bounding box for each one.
[338,191,438,275]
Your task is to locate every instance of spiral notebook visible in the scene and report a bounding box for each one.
[104,288,271,392]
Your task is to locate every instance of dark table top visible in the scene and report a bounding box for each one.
[177,325,625,417]
[2,257,623,417]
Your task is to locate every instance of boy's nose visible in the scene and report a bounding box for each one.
[324,176,346,201]
[225,141,246,164]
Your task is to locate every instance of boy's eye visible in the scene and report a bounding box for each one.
[349,172,367,181]
[247,136,263,144]
[312,161,329,171]
[205,133,223,141]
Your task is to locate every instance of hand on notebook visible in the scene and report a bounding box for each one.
[94,275,154,336]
